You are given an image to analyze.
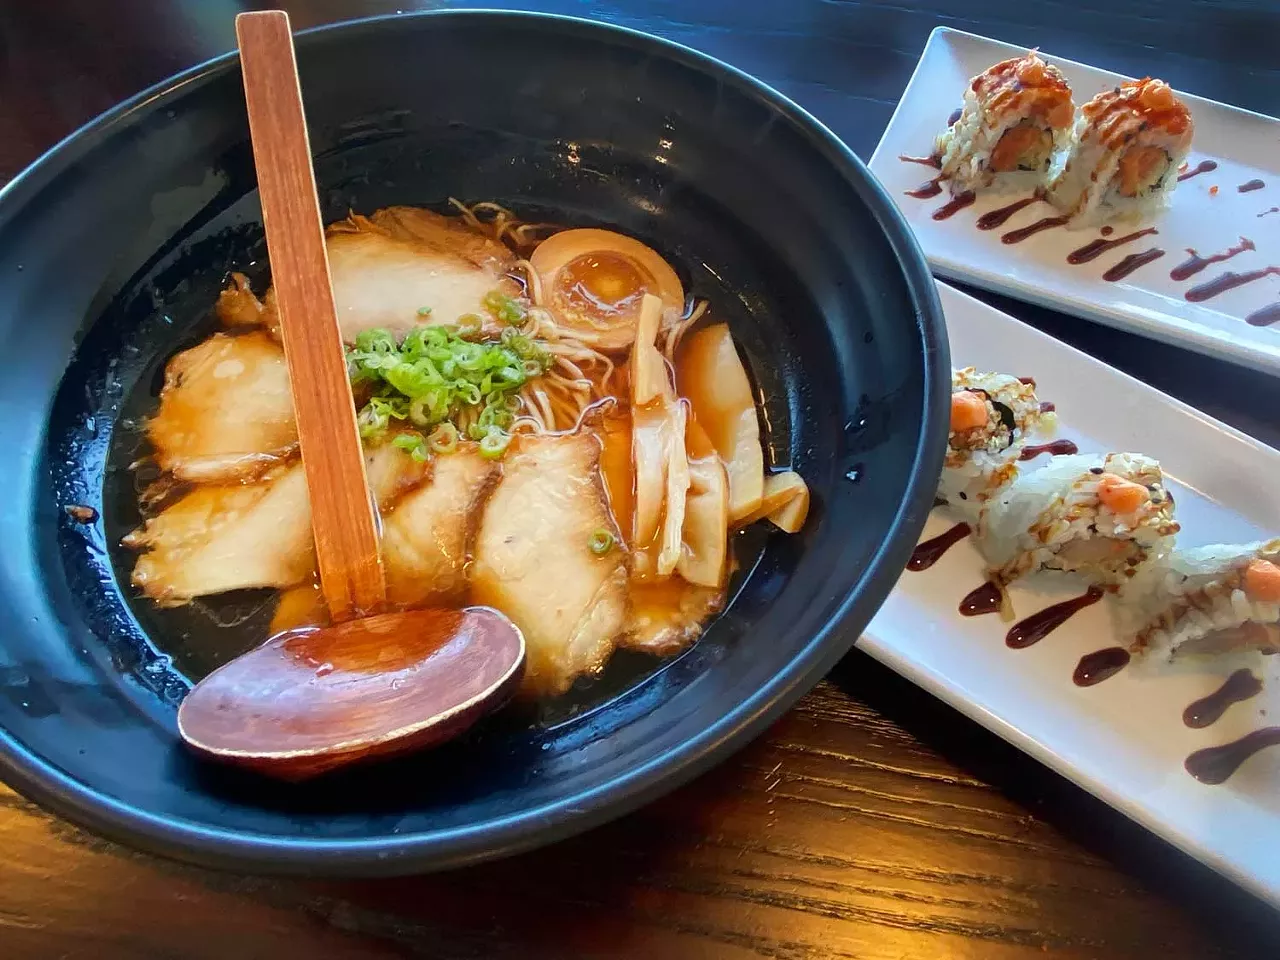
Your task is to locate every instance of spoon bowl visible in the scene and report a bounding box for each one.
[178,606,526,780]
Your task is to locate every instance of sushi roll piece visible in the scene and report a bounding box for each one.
[979,452,1179,587]
[939,368,1048,521]
[1047,78,1193,226]
[935,51,1075,196]
[1129,540,1280,660]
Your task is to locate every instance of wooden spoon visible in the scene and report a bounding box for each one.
[178,607,525,780]
[177,11,525,780]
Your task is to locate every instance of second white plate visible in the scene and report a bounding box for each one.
[868,27,1280,376]
[864,281,1280,908]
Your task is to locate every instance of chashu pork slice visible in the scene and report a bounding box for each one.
[470,433,628,695]
[382,444,500,608]
[369,206,515,273]
[125,464,314,605]
[621,579,725,657]
[125,443,427,605]
[326,216,519,340]
[215,211,520,342]
[146,331,297,483]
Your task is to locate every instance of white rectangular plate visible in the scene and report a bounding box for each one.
[868,27,1280,376]
[864,282,1280,907]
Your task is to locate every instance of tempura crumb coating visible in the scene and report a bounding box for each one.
[936,52,1075,196]
[979,452,1179,588]
[939,368,1048,521]
[1127,540,1280,660]
[1048,78,1194,226]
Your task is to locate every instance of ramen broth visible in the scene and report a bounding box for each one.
[113,203,808,702]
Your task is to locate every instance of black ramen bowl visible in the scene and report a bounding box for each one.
[0,11,946,874]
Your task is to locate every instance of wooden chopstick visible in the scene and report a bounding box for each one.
[235,10,385,621]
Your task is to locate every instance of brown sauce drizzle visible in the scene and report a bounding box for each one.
[1100,226,1114,236]
[1067,227,1158,265]
[1185,727,1280,784]
[1245,303,1280,328]
[1018,376,1036,386]
[899,154,942,169]
[907,522,971,571]
[1168,237,1255,282]
[1103,248,1165,282]
[947,107,962,127]
[933,191,977,220]
[1039,400,1056,413]
[1018,439,1078,461]
[977,196,1039,231]
[1005,587,1105,649]
[1002,215,1069,245]
[1259,207,1280,218]
[906,177,944,199]
[960,581,1003,617]
[1073,647,1130,686]
[1176,159,1218,183]
[1185,266,1280,302]
[1183,669,1264,729]
[1238,179,1266,193]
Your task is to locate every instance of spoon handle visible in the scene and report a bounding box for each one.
[236,11,385,621]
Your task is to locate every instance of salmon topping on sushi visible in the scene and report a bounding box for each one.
[950,390,991,432]
[1083,78,1192,142]
[970,52,1075,131]
[1095,473,1150,515]
[1244,559,1280,602]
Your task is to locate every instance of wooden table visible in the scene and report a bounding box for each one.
[2,2,1279,956]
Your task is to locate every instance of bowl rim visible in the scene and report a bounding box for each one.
[0,8,948,875]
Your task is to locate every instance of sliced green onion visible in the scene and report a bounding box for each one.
[416,305,432,317]
[478,426,512,460]
[588,529,616,555]
[428,422,459,454]
[455,313,484,337]
[392,432,430,462]
[483,289,526,326]
[346,324,537,441]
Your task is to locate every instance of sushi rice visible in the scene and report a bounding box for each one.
[940,368,1048,522]
[935,51,1075,197]
[1128,540,1280,660]
[979,452,1179,588]
[1048,78,1194,227]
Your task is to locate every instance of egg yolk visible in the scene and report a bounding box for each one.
[557,252,653,318]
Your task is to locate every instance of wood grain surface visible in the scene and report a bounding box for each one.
[2,1,1279,957]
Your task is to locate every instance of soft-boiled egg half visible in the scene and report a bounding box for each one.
[529,228,685,352]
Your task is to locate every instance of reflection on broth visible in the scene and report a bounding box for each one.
[119,202,810,699]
